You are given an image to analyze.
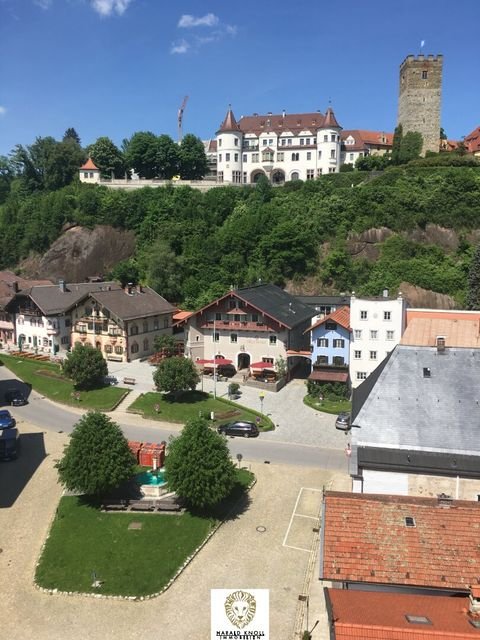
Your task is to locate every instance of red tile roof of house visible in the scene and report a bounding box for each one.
[238,111,328,136]
[308,370,348,383]
[321,492,480,590]
[401,316,480,348]
[322,106,341,128]
[308,306,350,333]
[325,589,480,639]
[217,108,240,133]
[464,127,480,154]
[341,129,394,151]
[80,157,99,171]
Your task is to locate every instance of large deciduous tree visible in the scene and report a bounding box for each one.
[178,133,207,179]
[153,356,199,398]
[466,243,480,310]
[86,136,125,179]
[156,134,179,179]
[164,417,236,509]
[56,412,136,497]
[124,131,159,179]
[63,343,108,390]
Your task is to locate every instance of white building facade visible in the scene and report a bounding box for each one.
[349,292,406,388]
[216,107,342,185]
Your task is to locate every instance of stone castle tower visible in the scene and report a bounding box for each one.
[397,54,443,155]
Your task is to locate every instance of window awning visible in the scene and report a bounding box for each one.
[250,361,275,370]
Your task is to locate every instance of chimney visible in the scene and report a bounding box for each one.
[11,281,18,293]
[282,110,286,118]
[437,493,453,508]
[382,288,389,298]
[469,587,480,615]
[436,336,446,352]
[59,280,66,293]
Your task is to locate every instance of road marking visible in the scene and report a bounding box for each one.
[282,487,322,552]
[294,513,318,520]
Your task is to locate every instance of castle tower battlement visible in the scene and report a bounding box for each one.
[397,53,443,156]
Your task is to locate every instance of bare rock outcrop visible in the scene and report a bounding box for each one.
[399,282,456,309]
[20,225,136,283]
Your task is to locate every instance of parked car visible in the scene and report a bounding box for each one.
[103,375,118,386]
[335,412,351,431]
[5,389,28,406]
[217,421,259,438]
[0,410,16,429]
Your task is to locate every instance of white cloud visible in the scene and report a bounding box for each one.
[170,39,190,55]
[90,0,133,16]
[178,13,218,28]
[34,0,53,9]
[225,24,237,36]
[0,106,7,117]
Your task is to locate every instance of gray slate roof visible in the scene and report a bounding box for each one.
[295,295,351,307]
[351,344,480,455]
[19,282,122,315]
[235,284,316,328]
[92,286,175,320]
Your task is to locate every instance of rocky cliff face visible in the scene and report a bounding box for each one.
[20,225,136,283]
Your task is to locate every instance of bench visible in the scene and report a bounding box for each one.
[130,500,155,511]
[102,499,129,511]
[123,377,136,385]
[156,501,181,512]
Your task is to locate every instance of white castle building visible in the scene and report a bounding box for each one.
[215,106,343,185]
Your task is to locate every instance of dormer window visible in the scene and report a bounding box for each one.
[423,367,431,378]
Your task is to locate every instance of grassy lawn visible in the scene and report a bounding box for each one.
[303,394,351,415]
[0,354,127,412]
[128,390,275,431]
[35,469,254,597]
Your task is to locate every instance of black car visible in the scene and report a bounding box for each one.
[217,421,259,438]
[5,389,28,406]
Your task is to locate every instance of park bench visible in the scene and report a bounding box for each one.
[156,501,181,512]
[101,499,129,511]
[130,500,155,511]
[123,377,136,385]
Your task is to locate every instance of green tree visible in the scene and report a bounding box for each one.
[339,163,354,172]
[153,334,177,355]
[391,124,403,164]
[164,417,236,509]
[56,412,136,497]
[156,134,179,179]
[399,131,423,164]
[178,133,207,179]
[0,155,14,203]
[142,239,183,302]
[63,127,81,144]
[86,136,125,179]
[466,243,480,309]
[153,356,199,398]
[124,131,159,179]
[62,343,108,390]
[109,258,140,287]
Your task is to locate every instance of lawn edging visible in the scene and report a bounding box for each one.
[34,474,257,601]
[303,393,351,415]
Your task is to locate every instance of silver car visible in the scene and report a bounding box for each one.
[335,412,351,431]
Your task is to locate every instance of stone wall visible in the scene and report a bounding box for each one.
[397,54,443,155]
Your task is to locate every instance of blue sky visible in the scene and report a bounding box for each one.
[0,0,478,156]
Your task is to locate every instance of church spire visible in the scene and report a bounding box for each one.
[217,105,240,133]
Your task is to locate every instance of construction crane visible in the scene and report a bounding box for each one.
[177,95,189,142]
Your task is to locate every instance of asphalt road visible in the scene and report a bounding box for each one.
[0,365,348,471]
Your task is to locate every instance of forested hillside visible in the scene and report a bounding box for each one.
[1,164,480,308]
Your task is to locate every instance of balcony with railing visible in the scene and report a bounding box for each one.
[199,319,274,332]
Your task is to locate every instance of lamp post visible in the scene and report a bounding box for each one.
[259,391,265,414]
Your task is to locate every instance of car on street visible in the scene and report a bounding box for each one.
[5,389,28,406]
[217,421,259,438]
[335,411,351,431]
[0,410,16,429]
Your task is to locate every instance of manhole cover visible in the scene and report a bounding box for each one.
[256,525,266,533]
[128,522,143,530]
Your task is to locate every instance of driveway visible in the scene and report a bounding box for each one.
[0,422,350,640]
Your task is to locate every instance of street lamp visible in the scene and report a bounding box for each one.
[259,391,265,414]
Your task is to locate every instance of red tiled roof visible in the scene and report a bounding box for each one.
[326,589,480,639]
[80,157,99,171]
[308,306,350,333]
[217,108,240,133]
[322,492,480,590]
[322,106,341,128]
[173,310,193,322]
[341,129,394,151]
[238,111,326,136]
[464,127,480,154]
[401,316,480,348]
[309,370,348,382]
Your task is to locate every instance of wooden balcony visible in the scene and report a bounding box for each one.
[199,320,274,332]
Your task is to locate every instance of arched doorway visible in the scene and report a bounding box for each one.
[237,353,250,370]
[96,341,101,350]
[290,171,300,181]
[272,169,285,184]
[251,170,266,183]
